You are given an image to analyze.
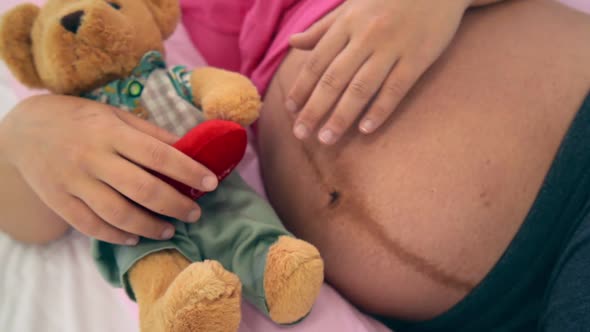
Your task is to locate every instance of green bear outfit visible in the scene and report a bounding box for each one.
[88,52,291,315]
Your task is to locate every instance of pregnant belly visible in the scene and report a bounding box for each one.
[258,0,590,321]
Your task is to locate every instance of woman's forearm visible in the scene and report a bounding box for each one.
[0,158,69,244]
[0,118,69,245]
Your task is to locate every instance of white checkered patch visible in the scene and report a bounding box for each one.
[141,69,204,137]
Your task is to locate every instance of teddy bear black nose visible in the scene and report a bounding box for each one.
[61,10,85,34]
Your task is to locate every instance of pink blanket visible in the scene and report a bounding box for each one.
[179,0,343,94]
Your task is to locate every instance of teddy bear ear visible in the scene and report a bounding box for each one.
[0,4,44,89]
[143,0,180,40]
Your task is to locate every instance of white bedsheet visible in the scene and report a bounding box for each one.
[0,231,138,332]
[0,65,17,112]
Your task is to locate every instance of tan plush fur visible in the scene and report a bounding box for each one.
[264,236,324,324]
[129,250,242,332]
[0,0,169,94]
[192,67,262,127]
[142,0,181,39]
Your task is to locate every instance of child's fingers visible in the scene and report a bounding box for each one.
[72,178,177,241]
[360,58,423,134]
[289,8,340,50]
[57,194,139,246]
[91,155,202,223]
[113,107,180,145]
[293,44,372,141]
[113,126,218,193]
[318,55,397,144]
[286,26,348,113]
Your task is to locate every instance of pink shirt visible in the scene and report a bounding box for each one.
[180,0,344,94]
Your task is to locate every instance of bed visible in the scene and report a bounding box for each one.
[0,2,388,331]
[1,1,589,331]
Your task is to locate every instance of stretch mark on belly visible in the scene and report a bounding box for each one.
[300,144,476,292]
[343,191,476,292]
[300,145,342,208]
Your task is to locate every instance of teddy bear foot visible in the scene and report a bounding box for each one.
[264,236,324,324]
[161,260,242,332]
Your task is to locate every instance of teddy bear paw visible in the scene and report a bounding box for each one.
[162,260,242,332]
[264,236,324,324]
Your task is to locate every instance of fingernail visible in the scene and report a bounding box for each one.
[201,175,218,191]
[294,123,309,139]
[285,99,298,112]
[360,119,375,134]
[319,129,335,145]
[125,237,139,246]
[187,209,201,223]
[161,227,175,240]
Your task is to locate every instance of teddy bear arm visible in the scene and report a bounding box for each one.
[190,67,261,127]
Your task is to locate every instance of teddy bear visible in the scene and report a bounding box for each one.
[0,1,325,331]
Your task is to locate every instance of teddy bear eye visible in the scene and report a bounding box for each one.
[108,2,121,10]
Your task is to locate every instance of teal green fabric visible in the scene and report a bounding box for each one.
[87,51,293,317]
[82,51,194,108]
[92,172,292,316]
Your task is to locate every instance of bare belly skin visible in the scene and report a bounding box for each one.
[258,0,590,321]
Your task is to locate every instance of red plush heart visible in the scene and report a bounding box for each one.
[155,120,247,200]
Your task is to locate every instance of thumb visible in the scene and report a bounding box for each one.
[113,108,180,145]
[290,9,339,50]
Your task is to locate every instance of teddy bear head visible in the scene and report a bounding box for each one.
[0,0,180,95]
